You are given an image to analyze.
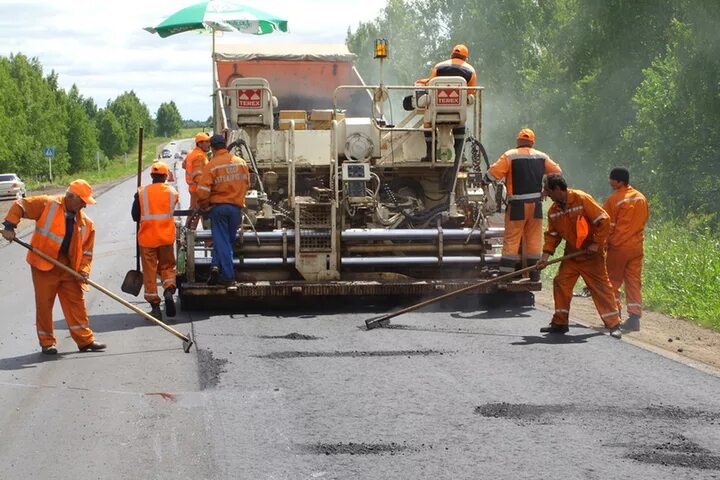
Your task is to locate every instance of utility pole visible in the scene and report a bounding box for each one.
[96,151,101,173]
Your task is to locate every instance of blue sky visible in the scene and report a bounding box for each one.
[0,0,386,119]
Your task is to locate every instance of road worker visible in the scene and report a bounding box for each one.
[603,167,649,331]
[183,132,211,228]
[196,134,250,286]
[131,161,179,320]
[535,174,622,339]
[486,128,561,280]
[1,180,106,354]
[417,44,477,163]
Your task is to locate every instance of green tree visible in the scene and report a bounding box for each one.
[107,91,153,152]
[156,101,183,137]
[97,109,127,159]
[67,85,99,172]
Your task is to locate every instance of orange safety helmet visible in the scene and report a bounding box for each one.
[451,44,469,60]
[195,132,210,143]
[67,179,96,205]
[151,161,170,176]
[517,128,536,145]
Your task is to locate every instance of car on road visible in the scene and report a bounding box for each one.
[180,149,188,155]
[0,173,26,199]
[161,149,172,159]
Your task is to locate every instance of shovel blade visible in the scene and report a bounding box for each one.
[121,269,144,296]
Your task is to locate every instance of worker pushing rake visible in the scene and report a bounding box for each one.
[367,174,624,340]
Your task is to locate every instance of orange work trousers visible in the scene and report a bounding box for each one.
[551,252,621,328]
[500,203,543,272]
[140,244,176,305]
[31,254,95,348]
[607,245,644,317]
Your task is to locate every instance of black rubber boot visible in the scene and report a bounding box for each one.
[620,314,640,331]
[164,287,176,318]
[421,132,433,161]
[149,303,162,321]
[540,323,569,334]
[207,266,220,285]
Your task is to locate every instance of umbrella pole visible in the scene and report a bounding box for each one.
[212,29,216,130]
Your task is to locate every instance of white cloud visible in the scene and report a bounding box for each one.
[0,0,386,119]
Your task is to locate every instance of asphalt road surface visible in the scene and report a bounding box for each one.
[1,138,719,479]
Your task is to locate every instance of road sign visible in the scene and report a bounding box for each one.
[43,147,55,157]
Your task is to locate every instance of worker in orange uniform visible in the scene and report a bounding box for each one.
[183,132,211,228]
[131,162,179,320]
[196,134,250,286]
[535,174,622,339]
[1,180,106,354]
[486,128,561,280]
[417,44,477,163]
[602,167,649,331]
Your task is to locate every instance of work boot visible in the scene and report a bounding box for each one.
[609,326,623,339]
[164,287,176,318]
[78,341,107,352]
[207,266,220,285]
[149,303,162,321]
[41,345,58,355]
[540,323,569,334]
[621,314,641,332]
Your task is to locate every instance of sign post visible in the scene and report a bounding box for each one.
[43,147,55,183]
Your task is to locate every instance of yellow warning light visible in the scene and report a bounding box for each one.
[374,39,388,59]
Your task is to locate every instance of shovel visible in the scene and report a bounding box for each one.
[121,127,145,296]
[13,237,193,353]
[121,241,143,296]
[364,250,587,330]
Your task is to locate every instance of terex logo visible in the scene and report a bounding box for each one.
[238,89,262,108]
[436,88,461,105]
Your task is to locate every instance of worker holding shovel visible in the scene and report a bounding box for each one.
[2,180,106,355]
[131,162,179,320]
[535,174,622,338]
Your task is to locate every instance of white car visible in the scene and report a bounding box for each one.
[0,173,26,199]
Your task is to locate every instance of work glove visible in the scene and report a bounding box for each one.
[1,229,15,242]
[535,253,551,270]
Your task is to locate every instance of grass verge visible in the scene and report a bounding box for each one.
[542,219,720,331]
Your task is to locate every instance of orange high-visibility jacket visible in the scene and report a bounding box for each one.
[138,183,179,248]
[6,195,94,274]
[419,58,477,87]
[196,149,250,209]
[602,185,649,249]
[487,147,561,199]
[543,189,611,256]
[184,147,209,193]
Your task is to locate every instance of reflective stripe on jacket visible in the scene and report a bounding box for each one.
[5,195,95,273]
[196,149,250,209]
[429,58,477,86]
[603,185,649,249]
[184,147,209,193]
[138,183,179,248]
[487,147,561,199]
[543,189,610,256]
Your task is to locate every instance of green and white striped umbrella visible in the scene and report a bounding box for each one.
[144,1,288,38]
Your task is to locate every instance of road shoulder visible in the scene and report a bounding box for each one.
[535,288,720,375]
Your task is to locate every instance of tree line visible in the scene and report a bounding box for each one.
[347,0,720,228]
[0,53,186,180]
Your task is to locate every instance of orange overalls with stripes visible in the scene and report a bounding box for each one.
[184,147,209,209]
[487,147,561,272]
[603,185,649,317]
[138,183,179,305]
[543,189,621,329]
[5,196,96,348]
